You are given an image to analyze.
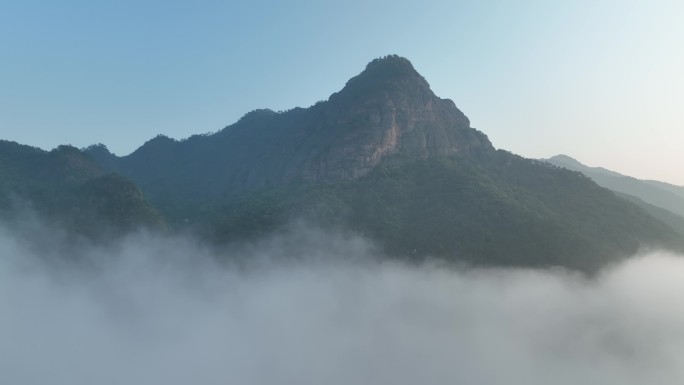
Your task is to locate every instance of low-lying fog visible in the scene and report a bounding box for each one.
[2,220,684,385]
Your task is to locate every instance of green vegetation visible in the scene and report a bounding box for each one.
[172,151,682,272]
[0,140,164,238]
[2,139,681,272]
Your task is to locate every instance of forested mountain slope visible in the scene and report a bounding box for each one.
[0,140,164,238]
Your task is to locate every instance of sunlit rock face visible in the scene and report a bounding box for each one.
[312,55,492,179]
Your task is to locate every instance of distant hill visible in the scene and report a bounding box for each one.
[0,140,164,238]
[615,193,684,236]
[73,55,683,271]
[544,154,684,219]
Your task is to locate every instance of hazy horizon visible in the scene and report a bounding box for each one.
[1,1,682,185]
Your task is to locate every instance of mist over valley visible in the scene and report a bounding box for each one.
[3,219,684,385]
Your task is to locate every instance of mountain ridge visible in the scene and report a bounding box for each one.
[544,154,684,219]
[87,55,493,201]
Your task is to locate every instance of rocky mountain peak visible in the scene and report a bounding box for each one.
[322,55,491,168]
[89,56,495,199]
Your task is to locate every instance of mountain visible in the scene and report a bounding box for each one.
[0,140,164,238]
[544,154,684,219]
[0,56,678,271]
[87,56,492,202]
[75,55,683,272]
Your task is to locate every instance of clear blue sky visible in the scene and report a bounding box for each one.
[1,0,683,184]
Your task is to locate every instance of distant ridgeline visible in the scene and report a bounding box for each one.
[1,55,681,271]
[543,154,684,237]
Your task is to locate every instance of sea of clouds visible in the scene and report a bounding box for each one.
[2,219,684,385]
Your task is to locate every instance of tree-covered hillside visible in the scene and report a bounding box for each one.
[170,151,683,272]
[0,140,164,238]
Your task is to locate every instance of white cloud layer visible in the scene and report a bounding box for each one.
[1,222,684,385]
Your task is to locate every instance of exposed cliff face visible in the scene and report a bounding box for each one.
[308,56,492,179]
[88,55,494,201]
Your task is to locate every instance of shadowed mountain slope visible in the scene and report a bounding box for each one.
[87,55,492,202]
[0,140,164,238]
[181,151,678,272]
